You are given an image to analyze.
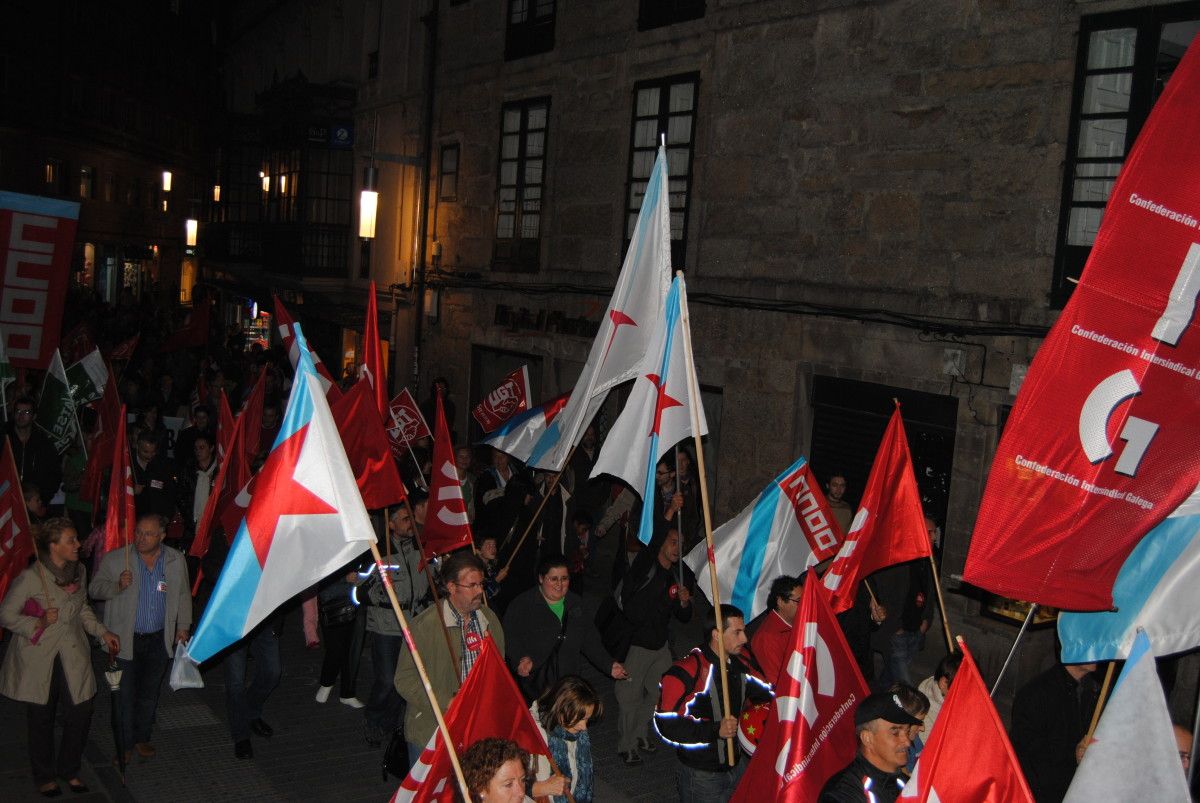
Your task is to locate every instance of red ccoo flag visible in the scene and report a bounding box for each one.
[471,365,531,433]
[392,637,548,803]
[900,640,1033,803]
[822,404,931,614]
[732,569,870,802]
[359,281,388,420]
[419,390,473,563]
[0,439,34,605]
[101,405,135,556]
[331,380,408,509]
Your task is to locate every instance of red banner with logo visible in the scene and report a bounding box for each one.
[966,42,1200,611]
[0,192,79,369]
[386,388,431,457]
[471,365,531,432]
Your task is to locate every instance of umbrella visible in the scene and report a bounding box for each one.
[104,646,127,784]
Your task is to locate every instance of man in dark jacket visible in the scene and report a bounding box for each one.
[131,428,178,522]
[615,526,696,765]
[820,691,921,802]
[654,603,770,802]
[7,395,62,504]
[1010,660,1099,802]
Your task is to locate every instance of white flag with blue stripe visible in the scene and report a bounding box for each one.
[684,456,842,619]
[526,146,671,472]
[1058,483,1200,662]
[591,275,705,544]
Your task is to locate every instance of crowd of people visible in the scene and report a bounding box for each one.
[1,297,1195,802]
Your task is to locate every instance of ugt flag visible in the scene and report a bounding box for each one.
[480,391,569,463]
[186,324,375,665]
[685,456,841,620]
[1059,481,1200,662]
[592,274,706,544]
[393,637,549,803]
[966,41,1200,611]
[472,365,531,433]
[527,145,672,471]
[900,639,1033,803]
[823,404,931,614]
[731,569,869,802]
[386,388,431,455]
[1063,631,1190,802]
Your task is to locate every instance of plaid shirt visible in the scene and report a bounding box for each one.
[451,606,484,679]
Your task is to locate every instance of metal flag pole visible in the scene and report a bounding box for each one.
[990,603,1038,698]
[677,271,735,767]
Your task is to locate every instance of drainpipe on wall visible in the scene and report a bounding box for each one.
[412,0,439,386]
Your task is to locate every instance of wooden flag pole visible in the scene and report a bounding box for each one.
[498,449,577,578]
[674,445,684,588]
[1083,661,1116,746]
[369,537,470,801]
[383,506,393,564]
[403,494,463,684]
[928,553,954,654]
[677,274,735,767]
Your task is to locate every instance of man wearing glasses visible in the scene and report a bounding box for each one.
[748,575,803,687]
[395,550,504,768]
[6,396,62,506]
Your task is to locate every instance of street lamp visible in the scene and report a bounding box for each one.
[162,170,173,192]
[185,218,199,247]
[359,166,379,239]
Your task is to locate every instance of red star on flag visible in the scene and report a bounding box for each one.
[646,373,682,436]
[244,426,336,567]
[599,309,638,367]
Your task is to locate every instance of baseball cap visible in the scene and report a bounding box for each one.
[854,691,923,727]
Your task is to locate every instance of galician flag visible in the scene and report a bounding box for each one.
[186,324,375,665]
[65,347,108,405]
[685,456,842,620]
[480,392,570,463]
[35,350,77,454]
[1059,480,1200,662]
[592,274,706,544]
[527,145,672,471]
[1063,630,1190,802]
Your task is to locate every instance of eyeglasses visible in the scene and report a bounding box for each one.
[453,581,484,591]
[15,409,33,416]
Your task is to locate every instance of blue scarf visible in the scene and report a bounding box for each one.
[547,726,592,803]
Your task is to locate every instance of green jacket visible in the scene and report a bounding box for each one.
[394,599,504,748]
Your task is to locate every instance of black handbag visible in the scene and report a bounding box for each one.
[382,727,409,780]
[320,595,358,627]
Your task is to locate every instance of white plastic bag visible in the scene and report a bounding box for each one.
[169,641,204,691]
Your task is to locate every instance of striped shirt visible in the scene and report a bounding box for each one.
[133,551,167,634]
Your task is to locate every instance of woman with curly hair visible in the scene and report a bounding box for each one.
[458,738,533,803]
[0,517,119,796]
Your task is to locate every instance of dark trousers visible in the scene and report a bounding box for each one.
[364,632,405,732]
[27,656,94,785]
[318,617,359,698]
[118,631,171,747]
[223,625,281,742]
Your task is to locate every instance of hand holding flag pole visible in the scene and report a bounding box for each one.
[498,445,578,579]
[677,272,735,766]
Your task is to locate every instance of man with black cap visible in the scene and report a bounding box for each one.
[819,691,921,802]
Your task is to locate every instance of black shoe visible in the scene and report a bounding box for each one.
[38,784,62,798]
[235,739,254,759]
[250,718,273,738]
[619,749,642,766]
[66,781,89,795]
[637,737,659,754]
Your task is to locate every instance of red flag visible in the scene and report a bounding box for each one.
[240,367,267,463]
[732,569,870,802]
[420,391,473,562]
[107,333,140,362]
[101,406,135,556]
[471,365,531,433]
[159,298,211,353]
[80,361,121,507]
[386,388,432,457]
[821,405,931,614]
[331,380,408,509]
[966,44,1200,610]
[217,390,236,458]
[0,439,34,605]
[272,296,341,401]
[60,322,95,365]
[899,640,1033,803]
[359,281,388,419]
[392,637,548,803]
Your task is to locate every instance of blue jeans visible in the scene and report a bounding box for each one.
[223,625,281,741]
[365,632,406,732]
[887,630,923,687]
[676,760,746,803]
[118,631,171,746]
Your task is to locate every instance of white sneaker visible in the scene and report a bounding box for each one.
[339,696,365,709]
[315,685,333,703]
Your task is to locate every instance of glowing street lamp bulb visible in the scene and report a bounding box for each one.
[185,219,198,247]
[162,171,173,192]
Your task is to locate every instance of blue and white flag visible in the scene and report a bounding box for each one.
[1063,630,1190,802]
[1058,483,1200,663]
[684,456,842,619]
[186,324,375,666]
[480,392,570,464]
[592,275,705,544]
[527,146,672,472]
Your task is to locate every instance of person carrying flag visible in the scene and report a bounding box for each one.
[653,603,770,802]
[819,692,922,803]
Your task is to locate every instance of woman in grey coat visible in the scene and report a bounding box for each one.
[0,517,119,796]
